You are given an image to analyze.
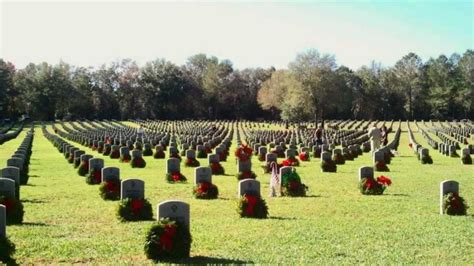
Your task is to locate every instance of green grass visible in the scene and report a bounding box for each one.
[1,123,473,264]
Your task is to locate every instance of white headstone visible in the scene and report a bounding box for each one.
[373,150,384,164]
[194,167,212,184]
[208,154,219,164]
[321,151,331,161]
[359,166,374,180]
[157,200,190,229]
[440,180,459,215]
[102,167,120,182]
[121,179,145,199]
[238,179,260,197]
[237,160,251,172]
[167,158,181,173]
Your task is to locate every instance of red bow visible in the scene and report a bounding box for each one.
[159,224,177,251]
[245,195,258,216]
[131,199,144,215]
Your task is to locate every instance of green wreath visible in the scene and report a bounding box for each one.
[281,171,307,197]
[193,182,219,199]
[99,179,121,200]
[0,236,15,263]
[144,218,192,262]
[237,194,268,219]
[443,192,469,215]
[116,198,153,222]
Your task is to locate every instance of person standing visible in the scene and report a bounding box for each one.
[368,125,382,152]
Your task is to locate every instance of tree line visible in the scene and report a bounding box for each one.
[0,50,472,121]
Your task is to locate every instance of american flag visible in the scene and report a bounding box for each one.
[270,162,279,197]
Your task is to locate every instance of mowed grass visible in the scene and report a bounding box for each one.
[1,122,473,264]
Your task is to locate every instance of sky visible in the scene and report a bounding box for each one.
[0,0,472,70]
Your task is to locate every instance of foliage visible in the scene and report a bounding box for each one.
[442,192,469,215]
[237,194,268,219]
[144,218,192,261]
[116,198,153,222]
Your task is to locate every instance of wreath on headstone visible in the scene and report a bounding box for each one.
[298,151,310,162]
[131,156,146,168]
[99,179,121,200]
[197,149,207,159]
[321,159,337,172]
[109,149,120,159]
[210,162,225,175]
[102,146,111,156]
[184,158,200,167]
[237,193,268,219]
[443,192,469,215]
[0,196,24,224]
[77,160,89,176]
[359,175,392,195]
[154,149,166,159]
[332,153,345,165]
[86,167,102,185]
[419,153,433,164]
[281,157,299,167]
[236,170,257,181]
[235,145,253,161]
[193,182,219,199]
[144,218,192,262]
[461,153,472,165]
[166,172,187,183]
[120,153,131,163]
[281,171,307,197]
[0,235,15,263]
[117,198,153,221]
[374,161,389,172]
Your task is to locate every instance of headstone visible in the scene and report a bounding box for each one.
[121,179,145,199]
[373,150,384,164]
[74,149,84,159]
[279,166,292,179]
[321,151,331,161]
[285,149,296,158]
[208,154,219,164]
[7,158,23,171]
[102,167,120,182]
[439,180,459,215]
[462,148,470,156]
[266,153,277,163]
[80,154,93,163]
[89,158,104,170]
[132,150,142,158]
[419,148,429,157]
[194,167,212,184]
[0,167,20,185]
[167,158,180,173]
[359,166,374,180]
[0,178,15,198]
[186,150,196,159]
[258,146,267,156]
[238,179,260,197]
[120,147,130,156]
[0,205,5,237]
[237,160,251,172]
[157,200,190,229]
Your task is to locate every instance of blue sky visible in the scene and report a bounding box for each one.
[1,0,472,70]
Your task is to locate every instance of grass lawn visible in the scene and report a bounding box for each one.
[1,122,473,264]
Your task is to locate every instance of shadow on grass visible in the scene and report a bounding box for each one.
[16,222,51,227]
[21,199,46,204]
[269,216,297,221]
[161,256,251,264]
[386,193,409,197]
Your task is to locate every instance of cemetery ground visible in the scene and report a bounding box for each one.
[1,122,473,264]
